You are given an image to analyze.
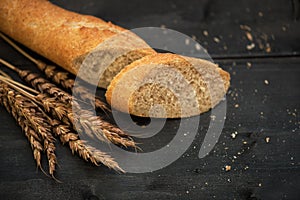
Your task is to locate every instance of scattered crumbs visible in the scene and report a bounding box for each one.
[243,141,248,145]
[227,178,231,183]
[260,112,264,115]
[205,182,208,185]
[265,137,270,143]
[246,43,255,50]
[185,38,190,45]
[265,43,271,53]
[160,24,166,29]
[258,11,263,17]
[244,166,249,170]
[291,157,294,160]
[213,37,220,43]
[258,183,262,187]
[192,186,196,189]
[203,30,209,36]
[234,104,239,108]
[186,190,189,194]
[233,155,237,159]
[246,32,253,41]
[225,165,231,171]
[240,24,251,32]
[192,35,197,40]
[231,131,237,139]
[264,80,269,85]
[195,43,201,50]
[246,62,252,69]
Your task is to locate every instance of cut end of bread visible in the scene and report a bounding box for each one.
[106,53,230,118]
[98,48,156,88]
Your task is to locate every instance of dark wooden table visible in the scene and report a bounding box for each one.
[0,0,299,199]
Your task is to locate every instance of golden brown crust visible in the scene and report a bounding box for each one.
[0,0,127,75]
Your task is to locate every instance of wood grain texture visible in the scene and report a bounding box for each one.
[0,0,299,199]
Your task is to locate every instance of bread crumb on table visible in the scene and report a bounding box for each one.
[264,80,269,85]
[246,32,253,41]
[213,37,220,43]
[240,24,251,31]
[265,137,270,143]
[246,62,252,69]
[231,132,237,139]
[246,43,255,50]
[225,165,231,171]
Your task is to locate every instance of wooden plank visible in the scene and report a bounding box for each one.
[0,57,299,199]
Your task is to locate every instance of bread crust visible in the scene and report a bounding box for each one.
[0,0,155,87]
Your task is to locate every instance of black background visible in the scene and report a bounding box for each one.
[0,0,299,199]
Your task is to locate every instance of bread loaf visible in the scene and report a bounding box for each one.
[0,0,230,118]
[0,0,155,88]
[106,53,230,118]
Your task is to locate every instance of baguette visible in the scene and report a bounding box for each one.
[0,0,155,88]
[106,53,230,118]
[1,0,231,118]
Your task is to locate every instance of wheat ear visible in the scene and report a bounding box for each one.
[0,68,136,148]
[0,76,130,171]
[0,82,49,176]
[4,87,58,177]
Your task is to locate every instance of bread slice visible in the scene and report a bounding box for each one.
[106,53,230,118]
[0,0,155,88]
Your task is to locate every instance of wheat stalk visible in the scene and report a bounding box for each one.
[0,82,50,176]
[2,85,58,177]
[0,32,109,112]
[0,76,130,171]
[0,70,136,148]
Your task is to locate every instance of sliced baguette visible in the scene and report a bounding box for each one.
[106,53,230,118]
[0,0,155,88]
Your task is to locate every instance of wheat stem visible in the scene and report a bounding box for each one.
[0,32,39,65]
[0,69,12,79]
[0,75,39,95]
